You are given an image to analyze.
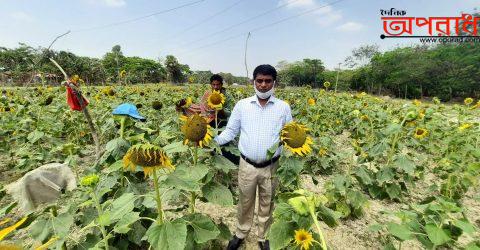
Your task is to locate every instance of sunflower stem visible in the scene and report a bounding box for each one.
[152,168,164,224]
[387,116,407,165]
[92,189,109,250]
[309,206,327,250]
[119,116,126,139]
[190,146,199,213]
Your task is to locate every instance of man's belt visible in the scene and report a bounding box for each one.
[240,153,280,168]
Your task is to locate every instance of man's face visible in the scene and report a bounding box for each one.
[254,74,275,93]
[211,80,222,91]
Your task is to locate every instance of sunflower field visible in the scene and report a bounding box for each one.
[0,83,479,250]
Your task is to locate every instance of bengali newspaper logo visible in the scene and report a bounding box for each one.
[380,8,479,43]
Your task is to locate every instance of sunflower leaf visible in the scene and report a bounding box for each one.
[202,182,233,206]
[268,220,295,250]
[182,213,220,244]
[146,218,187,250]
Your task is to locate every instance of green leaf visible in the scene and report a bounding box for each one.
[213,155,236,173]
[268,220,295,250]
[368,224,383,232]
[387,222,412,241]
[183,213,220,244]
[267,141,280,159]
[0,202,17,217]
[30,218,51,242]
[52,212,74,238]
[317,205,340,227]
[276,157,304,187]
[425,224,451,246]
[354,167,372,185]
[105,192,136,225]
[453,219,476,234]
[105,137,130,159]
[146,219,187,250]
[288,196,309,216]
[162,164,208,191]
[163,141,189,154]
[386,184,402,200]
[217,222,232,241]
[27,130,44,143]
[377,167,395,184]
[202,182,233,206]
[113,212,140,234]
[394,155,416,175]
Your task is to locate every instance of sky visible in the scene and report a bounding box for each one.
[0,0,478,76]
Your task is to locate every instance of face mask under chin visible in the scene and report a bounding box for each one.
[254,83,275,100]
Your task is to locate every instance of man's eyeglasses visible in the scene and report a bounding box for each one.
[255,79,273,84]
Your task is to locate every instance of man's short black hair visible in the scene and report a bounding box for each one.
[210,74,223,84]
[253,64,277,80]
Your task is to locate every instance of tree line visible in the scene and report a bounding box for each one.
[0,44,248,86]
[1,41,478,101]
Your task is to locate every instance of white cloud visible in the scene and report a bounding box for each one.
[278,0,343,27]
[88,0,126,7]
[279,0,316,8]
[336,21,365,32]
[10,11,34,22]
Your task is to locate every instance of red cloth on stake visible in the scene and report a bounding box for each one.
[66,86,89,111]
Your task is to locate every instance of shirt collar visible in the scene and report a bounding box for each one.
[249,95,276,106]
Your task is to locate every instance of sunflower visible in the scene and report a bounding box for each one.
[323,81,331,89]
[280,122,313,156]
[360,114,369,121]
[318,148,327,157]
[120,69,127,78]
[294,229,314,250]
[152,100,162,110]
[307,98,315,106]
[123,144,174,177]
[413,128,428,140]
[464,97,474,105]
[180,114,213,148]
[458,123,472,131]
[180,97,192,108]
[471,101,480,110]
[413,99,422,106]
[207,90,225,110]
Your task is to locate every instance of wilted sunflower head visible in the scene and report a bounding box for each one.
[294,229,314,250]
[180,114,213,147]
[207,90,225,110]
[413,128,428,140]
[152,100,162,110]
[281,122,313,156]
[123,144,174,177]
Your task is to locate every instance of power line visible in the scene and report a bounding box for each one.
[178,0,302,47]
[180,0,348,55]
[168,0,245,40]
[72,0,206,33]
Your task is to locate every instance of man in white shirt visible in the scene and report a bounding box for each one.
[215,65,293,250]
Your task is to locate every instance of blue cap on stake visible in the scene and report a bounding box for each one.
[112,103,146,121]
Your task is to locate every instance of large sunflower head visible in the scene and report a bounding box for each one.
[294,229,314,250]
[413,128,428,140]
[123,144,174,177]
[280,121,313,156]
[207,90,225,110]
[178,97,192,108]
[180,114,213,148]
